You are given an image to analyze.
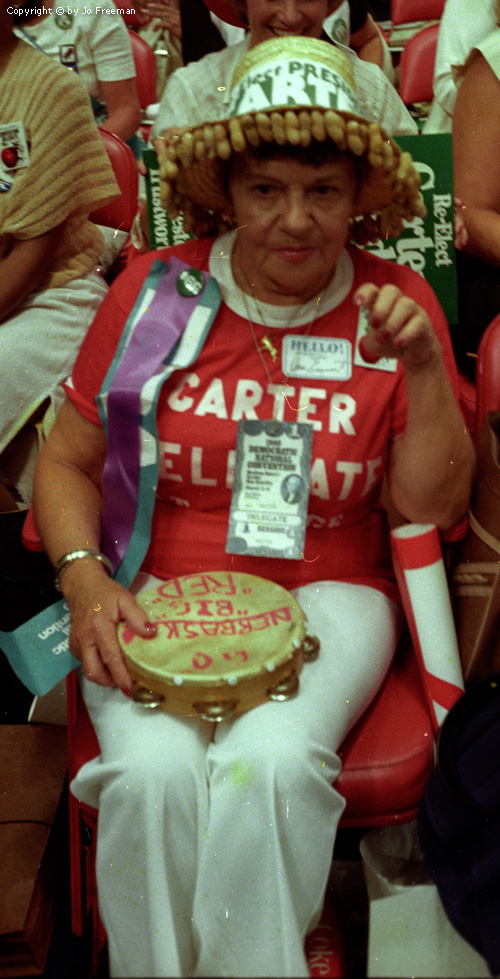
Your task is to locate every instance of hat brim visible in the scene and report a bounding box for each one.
[162,108,407,218]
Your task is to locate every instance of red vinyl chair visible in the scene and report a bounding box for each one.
[390,0,445,25]
[91,128,138,233]
[474,312,500,440]
[128,29,157,110]
[398,22,439,105]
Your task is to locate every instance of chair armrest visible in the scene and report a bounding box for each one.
[22,505,44,552]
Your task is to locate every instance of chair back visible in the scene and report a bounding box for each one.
[90,128,138,232]
[391,0,445,25]
[399,22,439,104]
[475,313,500,436]
[128,29,158,109]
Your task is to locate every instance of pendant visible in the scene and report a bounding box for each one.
[260,334,278,363]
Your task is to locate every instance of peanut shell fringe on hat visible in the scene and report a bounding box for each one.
[157,37,426,242]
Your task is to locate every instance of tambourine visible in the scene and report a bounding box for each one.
[118,571,320,722]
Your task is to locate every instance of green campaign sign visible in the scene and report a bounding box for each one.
[365,133,458,325]
[144,147,193,249]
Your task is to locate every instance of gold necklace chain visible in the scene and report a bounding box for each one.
[239,288,321,379]
[234,251,323,369]
[238,287,323,420]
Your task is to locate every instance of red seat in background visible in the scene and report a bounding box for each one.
[91,128,138,233]
[398,22,439,105]
[390,0,445,25]
[128,29,157,110]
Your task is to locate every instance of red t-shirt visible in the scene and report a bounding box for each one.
[66,238,460,602]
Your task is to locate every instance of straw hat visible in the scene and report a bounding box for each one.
[158,36,425,242]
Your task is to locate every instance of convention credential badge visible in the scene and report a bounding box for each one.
[227,420,313,560]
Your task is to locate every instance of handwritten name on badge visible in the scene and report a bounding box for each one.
[282,336,352,380]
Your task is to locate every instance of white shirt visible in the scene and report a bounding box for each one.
[14,1,135,105]
[424,0,497,132]
[152,37,417,138]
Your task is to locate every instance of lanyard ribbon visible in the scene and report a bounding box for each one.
[98,256,220,585]
[0,257,221,694]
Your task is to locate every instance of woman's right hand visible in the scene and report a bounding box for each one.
[61,560,157,693]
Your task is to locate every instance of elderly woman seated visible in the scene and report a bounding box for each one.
[34,37,474,979]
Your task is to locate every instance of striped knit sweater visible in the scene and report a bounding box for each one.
[0,39,119,290]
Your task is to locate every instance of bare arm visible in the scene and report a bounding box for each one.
[0,227,63,321]
[99,78,142,144]
[355,283,475,530]
[350,14,385,70]
[453,51,500,266]
[34,399,156,690]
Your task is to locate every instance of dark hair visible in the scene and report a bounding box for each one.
[225,139,364,197]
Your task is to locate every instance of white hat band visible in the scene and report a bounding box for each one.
[229,56,361,117]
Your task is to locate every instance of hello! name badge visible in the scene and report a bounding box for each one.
[282,335,352,380]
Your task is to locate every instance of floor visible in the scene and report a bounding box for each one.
[38,828,370,979]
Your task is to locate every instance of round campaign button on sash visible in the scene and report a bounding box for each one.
[176,268,205,297]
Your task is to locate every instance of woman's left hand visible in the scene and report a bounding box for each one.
[354,283,441,372]
[144,0,182,35]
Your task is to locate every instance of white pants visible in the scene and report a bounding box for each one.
[71,579,401,978]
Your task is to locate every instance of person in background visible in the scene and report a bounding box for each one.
[0,7,119,508]
[424,0,498,133]
[135,0,184,101]
[151,0,415,144]
[452,25,500,379]
[139,0,393,75]
[324,0,394,80]
[12,0,141,146]
[33,36,474,979]
[0,2,119,723]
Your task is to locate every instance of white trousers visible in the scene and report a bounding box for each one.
[71,579,401,978]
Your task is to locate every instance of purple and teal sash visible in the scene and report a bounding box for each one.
[0,257,221,695]
[97,256,220,586]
